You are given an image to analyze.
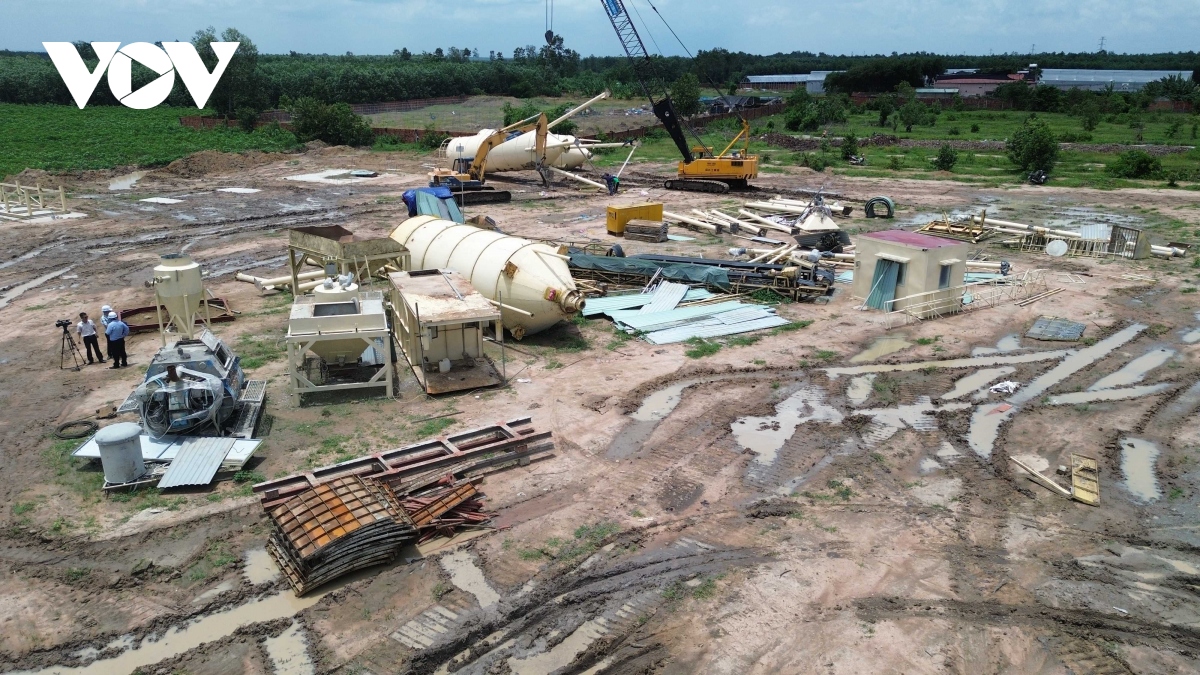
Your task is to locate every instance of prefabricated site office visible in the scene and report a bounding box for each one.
[853,230,969,318]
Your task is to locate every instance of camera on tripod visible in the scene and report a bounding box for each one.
[57,318,85,370]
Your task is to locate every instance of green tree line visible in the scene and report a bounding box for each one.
[1,31,1196,108]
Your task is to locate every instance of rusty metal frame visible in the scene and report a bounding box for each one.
[254,418,550,507]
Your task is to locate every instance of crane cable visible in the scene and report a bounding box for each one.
[627,0,708,151]
[644,0,728,97]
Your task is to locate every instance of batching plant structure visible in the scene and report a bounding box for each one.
[388,216,584,339]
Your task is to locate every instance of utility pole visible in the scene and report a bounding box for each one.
[1098,36,1106,52]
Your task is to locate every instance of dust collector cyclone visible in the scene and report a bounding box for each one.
[389,216,584,338]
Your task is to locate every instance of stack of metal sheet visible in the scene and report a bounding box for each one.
[255,418,555,594]
[266,476,416,595]
[624,219,668,243]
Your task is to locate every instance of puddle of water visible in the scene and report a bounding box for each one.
[919,457,942,473]
[191,580,234,605]
[610,376,738,459]
[971,334,1023,357]
[0,266,74,310]
[859,396,970,432]
[1010,323,1147,405]
[1157,556,1200,575]
[732,385,843,466]
[16,591,322,675]
[1183,329,1200,344]
[825,349,1069,379]
[108,170,149,190]
[263,620,315,675]
[1047,383,1171,405]
[507,617,609,675]
[440,551,500,609]
[631,380,697,422]
[1120,438,1161,502]
[1088,348,1174,391]
[849,336,912,363]
[0,242,60,271]
[940,367,1016,400]
[936,442,961,461]
[966,404,1014,459]
[845,374,876,406]
[244,549,280,585]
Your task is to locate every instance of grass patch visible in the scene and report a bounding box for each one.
[237,334,286,370]
[726,334,762,348]
[771,320,814,334]
[0,103,301,177]
[432,581,452,600]
[11,501,36,516]
[812,349,838,362]
[416,417,455,438]
[233,470,265,484]
[684,337,722,358]
[544,357,564,370]
[750,288,790,304]
[519,521,622,565]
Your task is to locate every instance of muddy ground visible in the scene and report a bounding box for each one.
[2,147,1200,674]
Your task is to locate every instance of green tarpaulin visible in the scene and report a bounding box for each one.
[568,254,732,291]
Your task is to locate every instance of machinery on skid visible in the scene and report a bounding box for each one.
[599,0,757,193]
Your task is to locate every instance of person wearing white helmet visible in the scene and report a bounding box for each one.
[100,305,115,361]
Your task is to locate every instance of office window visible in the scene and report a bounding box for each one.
[939,264,952,289]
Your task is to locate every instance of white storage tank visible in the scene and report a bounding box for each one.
[389,216,584,338]
[153,253,206,339]
[95,422,146,485]
[444,129,571,174]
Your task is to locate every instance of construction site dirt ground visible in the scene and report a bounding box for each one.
[3,146,1200,674]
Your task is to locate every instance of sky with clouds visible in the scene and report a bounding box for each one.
[9,0,1200,57]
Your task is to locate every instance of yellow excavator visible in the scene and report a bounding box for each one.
[601,0,757,194]
[428,113,551,205]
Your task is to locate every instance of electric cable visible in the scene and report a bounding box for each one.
[55,419,98,439]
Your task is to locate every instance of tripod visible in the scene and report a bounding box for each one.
[60,325,85,371]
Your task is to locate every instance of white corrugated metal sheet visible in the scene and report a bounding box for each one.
[644,314,789,345]
[157,437,236,488]
[638,282,689,314]
[612,300,749,333]
[581,288,711,317]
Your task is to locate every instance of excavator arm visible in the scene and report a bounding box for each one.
[461,113,550,183]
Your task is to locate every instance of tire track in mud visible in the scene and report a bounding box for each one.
[855,596,1200,656]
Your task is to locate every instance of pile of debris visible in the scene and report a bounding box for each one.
[570,250,834,301]
[920,211,1186,260]
[663,195,852,249]
[254,418,552,595]
[583,280,789,344]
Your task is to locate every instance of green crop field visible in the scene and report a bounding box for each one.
[0,104,300,179]
[591,109,1200,190]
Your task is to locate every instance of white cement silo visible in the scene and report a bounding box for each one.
[389,216,583,338]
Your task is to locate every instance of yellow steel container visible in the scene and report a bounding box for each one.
[606,203,663,236]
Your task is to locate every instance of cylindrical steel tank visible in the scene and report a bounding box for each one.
[444,130,570,173]
[95,422,146,485]
[153,253,205,338]
[389,216,584,338]
[554,141,591,169]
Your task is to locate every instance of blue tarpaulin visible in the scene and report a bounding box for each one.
[402,187,464,222]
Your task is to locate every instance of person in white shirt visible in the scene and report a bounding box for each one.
[76,311,104,364]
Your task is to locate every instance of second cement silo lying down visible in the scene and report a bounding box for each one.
[388,215,584,339]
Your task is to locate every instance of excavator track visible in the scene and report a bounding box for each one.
[451,190,512,207]
[663,179,730,194]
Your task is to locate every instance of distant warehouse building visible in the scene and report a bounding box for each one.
[741,71,836,94]
[1038,69,1193,92]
